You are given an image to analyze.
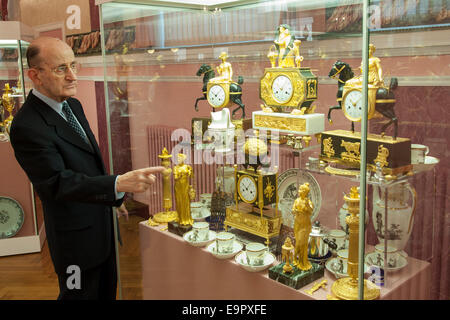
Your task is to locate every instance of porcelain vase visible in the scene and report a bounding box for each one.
[372,181,416,252]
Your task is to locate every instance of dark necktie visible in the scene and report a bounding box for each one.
[62,101,89,143]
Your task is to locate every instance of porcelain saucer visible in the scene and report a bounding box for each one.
[183,230,216,247]
[234,251,276,272]
[207,240,243,259]
[365,251,408,272]
[192,208,211,220]
[412,156,439,173]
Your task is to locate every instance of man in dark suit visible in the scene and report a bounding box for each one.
[10,37,164,300]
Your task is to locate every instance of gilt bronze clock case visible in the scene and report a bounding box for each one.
[235,167,278,208]
[260,67,318,111]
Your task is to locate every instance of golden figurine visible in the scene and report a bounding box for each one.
[281,237,294,274]
[173,153,195,226]
[1,83,15,127]
[209,51,233,83]
[331,186,380,300]
[345,44,385,88]
[268,24,303,68]
[150,148,178,225]
[292,182,313,271]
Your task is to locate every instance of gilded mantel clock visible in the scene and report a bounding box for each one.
[252,24,325,137]
[223,136,282,244]
[260,68,318,111]
[225,164,281,245]
[235,166,277,208]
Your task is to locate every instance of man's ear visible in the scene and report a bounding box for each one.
[27,68,41,85]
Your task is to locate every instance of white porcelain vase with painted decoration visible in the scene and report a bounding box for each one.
[372,181,416,252]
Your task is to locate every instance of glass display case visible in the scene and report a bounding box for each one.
[96,0,448,299]
[0,21,44,256]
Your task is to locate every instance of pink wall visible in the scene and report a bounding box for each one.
[74,80,99,140]
[0,143,35,237]
[38,28,63,40]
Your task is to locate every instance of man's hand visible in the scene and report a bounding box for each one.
[116,203,129,221]
[116,166,165,193]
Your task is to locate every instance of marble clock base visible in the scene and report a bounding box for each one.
[168,221,192,237]
[252,111,325,136]
[269,262,324,290]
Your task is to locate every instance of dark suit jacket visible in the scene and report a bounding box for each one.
[10,90,123,274]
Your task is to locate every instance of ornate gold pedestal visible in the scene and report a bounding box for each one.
[331,187,380,300]
[331,277,380,300]
[224,204,281,245]
[146,147,178,227]
[319,130,412,176]
[153,210,178,223]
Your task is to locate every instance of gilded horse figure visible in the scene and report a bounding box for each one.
[194,64,245,119]
[328,60,399,139]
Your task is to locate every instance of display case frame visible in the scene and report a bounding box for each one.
[97,0,447,300]
[0,21,45,256]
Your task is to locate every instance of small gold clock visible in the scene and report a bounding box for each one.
[235,167,277,208]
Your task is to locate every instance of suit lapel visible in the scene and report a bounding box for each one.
[29,92,94,154]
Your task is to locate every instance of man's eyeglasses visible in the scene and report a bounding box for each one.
[37,62,81,76]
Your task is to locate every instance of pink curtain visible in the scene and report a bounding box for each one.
[371,86,449,300]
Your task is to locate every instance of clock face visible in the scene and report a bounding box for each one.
[238,175,258,203]
[343,89,364,121]
[207,84,227,107]
[272,75,293,103]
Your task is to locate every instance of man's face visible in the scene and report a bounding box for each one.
[33,42,77,102]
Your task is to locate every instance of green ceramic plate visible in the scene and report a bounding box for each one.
[0,196,25,239]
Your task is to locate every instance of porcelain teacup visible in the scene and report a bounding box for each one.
[216,232,234,253]
[190,202,204,219]
[245,242,267,266]
[327,229,347,250]
[411,144,429,164]
[375,244,399,268]
[200,193,212,209]
[191,221,209,241]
